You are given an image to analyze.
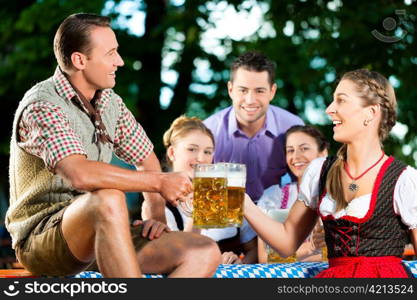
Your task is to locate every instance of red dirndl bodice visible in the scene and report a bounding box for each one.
[315,157,411,278]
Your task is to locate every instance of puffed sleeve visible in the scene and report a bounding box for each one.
[298,157,326,209]
[393,166,417,229]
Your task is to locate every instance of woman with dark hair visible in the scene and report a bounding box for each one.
[244,69,417,277]
[257,125,328,263]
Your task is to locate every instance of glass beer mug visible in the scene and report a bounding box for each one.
[222,163,246,227]
[317,220,328,261]
[266,208,297,263]
[192,164,228,228]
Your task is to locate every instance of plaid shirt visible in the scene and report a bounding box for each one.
[18,67,153,170]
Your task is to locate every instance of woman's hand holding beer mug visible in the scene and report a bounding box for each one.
[308,222,327,261]
[292,221,326,261]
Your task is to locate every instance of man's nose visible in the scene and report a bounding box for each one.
[115,52,124,67]
[244,91,256,103]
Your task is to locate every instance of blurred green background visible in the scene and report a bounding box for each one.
[1,0,416,265]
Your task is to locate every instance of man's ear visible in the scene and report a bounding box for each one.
[71,52,87,71]
[227,81,233,98]
[269,83,277,102]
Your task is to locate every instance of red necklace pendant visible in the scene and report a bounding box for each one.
[348,182,359,192]
[344,151,385,193]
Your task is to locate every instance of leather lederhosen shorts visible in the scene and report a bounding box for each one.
[15,207,149,276]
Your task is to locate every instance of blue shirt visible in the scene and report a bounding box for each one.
[204,105,304,202]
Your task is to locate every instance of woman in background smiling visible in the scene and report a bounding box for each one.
[257,125,328,263]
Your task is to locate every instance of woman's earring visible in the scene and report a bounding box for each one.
[364,119,370,126]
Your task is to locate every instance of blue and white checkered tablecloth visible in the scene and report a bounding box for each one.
[73,261,417,278]
[214,262,327,278]
[405,261,417,277]
[72,271,104,278]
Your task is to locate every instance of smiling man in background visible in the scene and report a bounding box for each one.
[204,51,304,203]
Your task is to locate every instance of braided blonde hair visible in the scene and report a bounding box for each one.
[163,115,215,166]
[326,69,397,211]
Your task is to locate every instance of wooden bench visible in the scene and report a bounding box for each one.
[0,269,37,278]
[403,247,416,260]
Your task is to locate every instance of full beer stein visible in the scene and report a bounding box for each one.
[192,164,228,228]
[222,163,246,227]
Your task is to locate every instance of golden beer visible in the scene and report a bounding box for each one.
[267,249,297,263]
[266,208,297,263]
[321,246,328,261]
[227,186,245,226]
[315,220,328,261]
[193,164,228,228]
[222,163,246,227]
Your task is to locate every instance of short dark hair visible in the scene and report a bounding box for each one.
[285,125,329,153]
[53,13,111,71]
[230,51,276,86]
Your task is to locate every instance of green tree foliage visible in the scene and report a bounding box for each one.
[193,0,417,163]
[0,0,105,206]
[0,0,416,187]
[263,0,417,161]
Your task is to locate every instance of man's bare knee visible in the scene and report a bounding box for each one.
[61,189,128,263]
[174,233,221,277]
[186,234,221,259]
[88,189,128,224]
[176,233,222,268]
[137,231,221,277]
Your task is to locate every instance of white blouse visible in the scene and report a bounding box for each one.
[257,182,298,211]
[299,157,417,230]
[165,206,256,243]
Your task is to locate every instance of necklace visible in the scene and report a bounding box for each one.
[343,151,385,192]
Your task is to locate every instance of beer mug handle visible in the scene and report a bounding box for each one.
[178,194,193,218]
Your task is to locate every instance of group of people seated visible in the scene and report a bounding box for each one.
[4,13,417,278]
[160,116,330,265]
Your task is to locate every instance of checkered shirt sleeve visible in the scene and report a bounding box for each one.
[113,96,153,165]
[18,102,87,171]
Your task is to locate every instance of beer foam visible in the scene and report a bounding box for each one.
[227,175,245,187]
[195,171,226,178]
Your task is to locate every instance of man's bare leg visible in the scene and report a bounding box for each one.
[61,189,141,277]
[137,231,221,278]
